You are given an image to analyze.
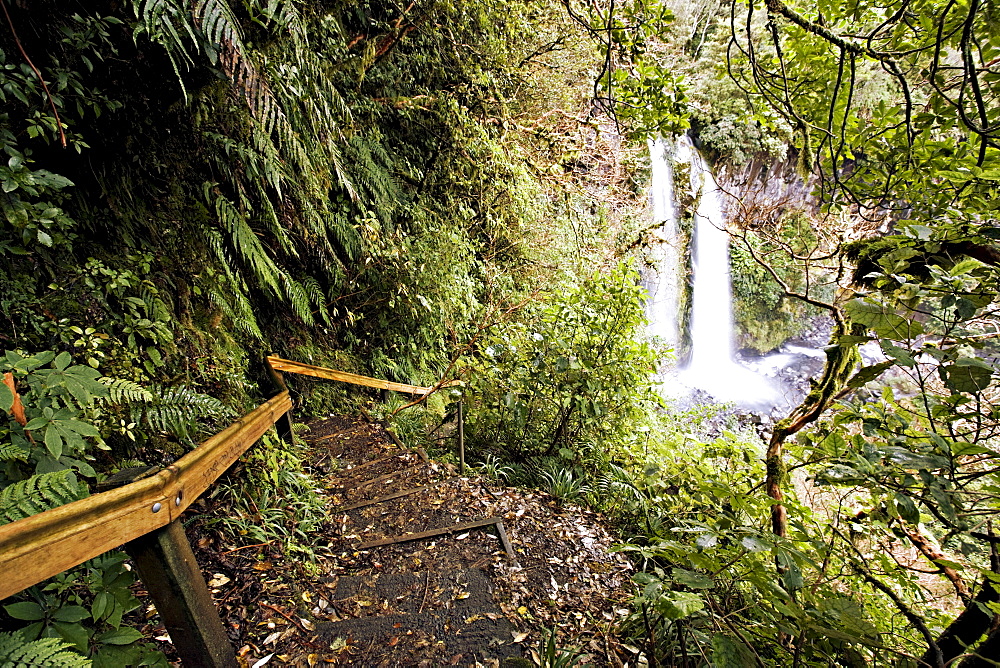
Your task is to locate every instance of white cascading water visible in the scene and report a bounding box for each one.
[643,138,678,349]
[649,136,782,410]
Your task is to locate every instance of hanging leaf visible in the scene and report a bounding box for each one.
[845,299,923,339]
[940,360,993,394]
[846,360,895,389]
[894,493,920,524]
[672,568,714,589]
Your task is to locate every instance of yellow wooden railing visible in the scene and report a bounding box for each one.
[0,356,462,667]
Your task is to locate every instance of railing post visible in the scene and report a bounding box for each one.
[99,469,237,668]
[265,355,295,445]
[457,397,465,475]
[124,520,237,668]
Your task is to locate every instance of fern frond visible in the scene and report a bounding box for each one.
[205,183,283,295]
[0,441,28,462]
[0,471,88,526]
[100,378,155,405]
[203,232,264,339]
[194,0,245,56]
[143,384,234,443]
[0,631,91,667]
[301,276,330,325]
[133,0,200,97]
[278,273,314,325]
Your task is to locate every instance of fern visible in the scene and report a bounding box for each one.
[205,183,284,295]
[142,384,234,443]
[0,441,28,463]
[203,231,264,339]
[0,631,91,667]
[134,0,361,322]
[0,471,88,526]
[301,276,331,325]
[99,378,154,405]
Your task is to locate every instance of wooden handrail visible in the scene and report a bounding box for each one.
[267,355,463,395]
[0,391,291,601]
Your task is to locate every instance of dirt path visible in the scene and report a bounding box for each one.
[172,415,635,667]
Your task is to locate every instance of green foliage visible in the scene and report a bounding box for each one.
[0,351,108,479]
[473,453,514,484]
[467,263,658,466]
[0,631,92,668]
[202,432,325,563]
[730,212,832,352]
[3,553,166,667]
[608,410,932,666]
[138,383,233,446]
[534,627,585,667]
[538,466,590,503]
[0,470,87,525]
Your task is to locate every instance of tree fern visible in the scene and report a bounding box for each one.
[0,631,91,667]
[0,470,88,526]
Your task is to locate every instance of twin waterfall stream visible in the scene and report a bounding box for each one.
[645,137,819,414]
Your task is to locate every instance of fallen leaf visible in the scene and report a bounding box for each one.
[512,632,529,643]
[456,592,470,600]
[208,574,231,588]
[251,654,274,668]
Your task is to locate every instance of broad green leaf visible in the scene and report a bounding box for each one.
[658,591,704,620]
[940,364,993,394]
[24,416,49,430]
[673,568,714,589]
[54,352,72,371]
[52,620,90,651]
[846,361,894,389]
[44,425,64,458]
[845,299,923,339]
[97,627,144,645]
[895,494,920,524]
[711,634,755,668]
[0,381,12,412]
[4,601,45,620]
[950,258,983,276]
[781,563,804,590]
[52,605,90,623]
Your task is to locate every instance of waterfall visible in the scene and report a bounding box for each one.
[648,136,782,411]
[643,138,679,348]
[681,137,735,366]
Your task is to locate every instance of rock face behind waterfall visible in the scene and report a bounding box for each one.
[717,151,818,224]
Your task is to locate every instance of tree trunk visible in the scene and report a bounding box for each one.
[924,580,998,667]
